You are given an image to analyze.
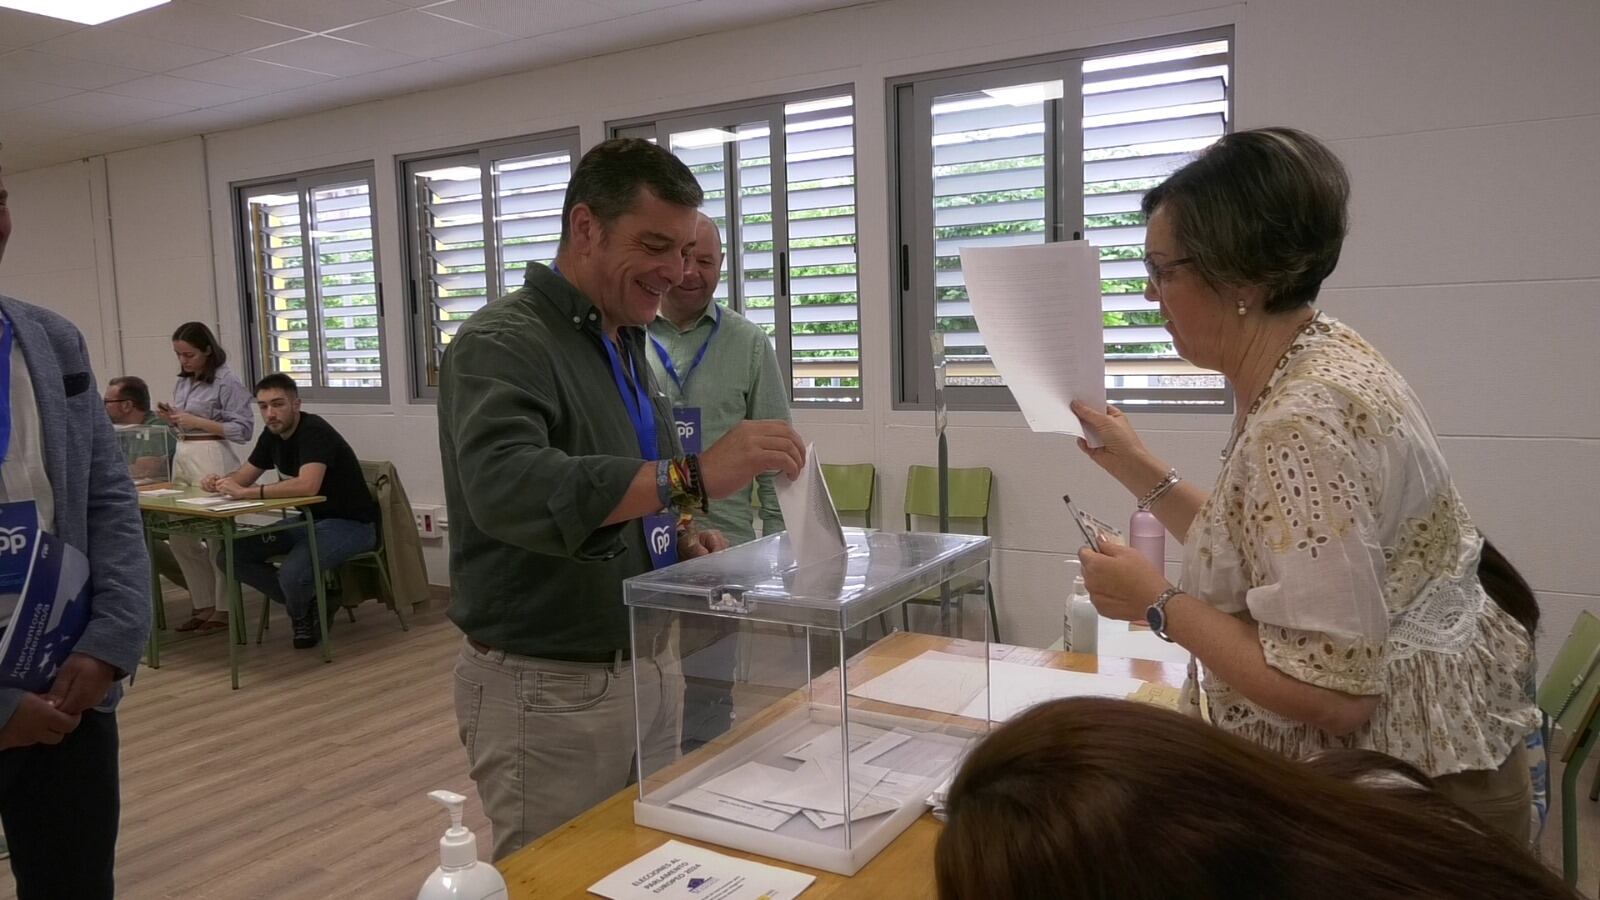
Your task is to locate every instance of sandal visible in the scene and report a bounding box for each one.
[193,618,230,635]
[174,615,211,632]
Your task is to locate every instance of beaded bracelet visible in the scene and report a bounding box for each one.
[1137,468,1180,511]
[684,453,709,512]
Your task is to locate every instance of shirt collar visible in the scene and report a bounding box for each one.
[653,299,718,335]
[523,262,605,334]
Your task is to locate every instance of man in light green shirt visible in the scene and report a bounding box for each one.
[646,214,788,545]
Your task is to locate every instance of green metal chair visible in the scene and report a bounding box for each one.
[901,465,1000,642]
[821,463,876,528]
[1536,609,1600,887]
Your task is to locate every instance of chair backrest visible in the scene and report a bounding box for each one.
[904,465,992,531]
[1537,610,1600,760]
[822,463,876,526]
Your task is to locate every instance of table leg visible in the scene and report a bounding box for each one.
[224,519,242,690]
[144,521,162,669]
[305,509,330,663]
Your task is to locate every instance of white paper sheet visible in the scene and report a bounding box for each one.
[211,501,264,512]
[801,770,929,830]
[864,735,965,780]
[959,660,1146,722]
[667,788,795,831]
[140,488,183,497]
[176,495,228,507]
[847,651,989,715]
[775,443,846,566]
[588,839,814,900]
[960,241,1108,446]
[763,757,890,816]
[782,726,906,764]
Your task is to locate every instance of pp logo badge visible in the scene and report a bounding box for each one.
[676,419,696,441]
[0,526,28,556]
[650,525,674,556]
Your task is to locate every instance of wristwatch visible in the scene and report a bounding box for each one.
[1145,586,1182,643]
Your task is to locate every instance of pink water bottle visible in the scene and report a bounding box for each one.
[1129,509,1165,573]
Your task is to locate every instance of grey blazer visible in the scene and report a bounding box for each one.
[0,295,150,728]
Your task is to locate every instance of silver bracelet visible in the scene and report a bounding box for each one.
[1137,468,1179,511]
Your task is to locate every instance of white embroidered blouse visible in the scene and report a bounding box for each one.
[1180,312,1539,777]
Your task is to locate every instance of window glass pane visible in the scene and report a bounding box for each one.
[929,80,1055,386]
[308,181,382,389]
[412,161,485,381]
[785,94,859,405]
[492,150,571,292]
[243,188,313,383]
[665,130,733,309]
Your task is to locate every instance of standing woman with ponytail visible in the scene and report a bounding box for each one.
[160,322,253,634]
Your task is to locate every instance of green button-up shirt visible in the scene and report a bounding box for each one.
[647,302,788,545]
[439,264,678,659]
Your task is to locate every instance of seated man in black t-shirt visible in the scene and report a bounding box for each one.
[202,373,379,649]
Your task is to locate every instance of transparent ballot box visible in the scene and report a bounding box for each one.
[624,528,992,876]
[114,424,174,485]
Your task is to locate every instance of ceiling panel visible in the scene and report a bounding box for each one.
[35,91,195,132]
[0,78,81,113]
[166,55,332,90]
[101,73,265,107]
[0,10,82,50]
[110,2,311,54]
[32,25,223,72]
[423,0,618,39]
[328,9,513,57]
[0,49,152,90]
[192,0,408,34]
[248,34,419,77]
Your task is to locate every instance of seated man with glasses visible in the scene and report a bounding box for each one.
[103,376,173,482]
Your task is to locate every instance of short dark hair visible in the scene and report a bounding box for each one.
[1141,127,1350,314]
[254,373,299,397]
[172,321,227,383]
[558,138,703,246]
[109,375,150,411]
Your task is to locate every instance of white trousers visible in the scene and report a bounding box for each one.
[168,440,241,612]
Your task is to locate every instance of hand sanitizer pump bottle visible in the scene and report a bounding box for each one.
[417,790,508,900]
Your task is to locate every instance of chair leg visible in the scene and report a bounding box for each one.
[986,580,1001,644]
[256,594,270,645]
[374,554,407,632]
[1561,733,1596,885]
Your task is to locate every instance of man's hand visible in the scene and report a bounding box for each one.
[679,527,730,560]
[215,478,251,500]
[200,473,221,492]
[45,653,119,716]
[0,693,83,750]
[699,421,805,500]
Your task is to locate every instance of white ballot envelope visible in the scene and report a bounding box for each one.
[960,241,1108,446]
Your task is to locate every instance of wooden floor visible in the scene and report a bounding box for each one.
[0,585,1594,899]
[0,588,491,900]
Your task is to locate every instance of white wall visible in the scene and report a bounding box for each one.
[2,0,1596,666]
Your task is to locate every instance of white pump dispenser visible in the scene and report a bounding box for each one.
[417,790,508,900]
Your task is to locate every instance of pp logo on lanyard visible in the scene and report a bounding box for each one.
[673,407,702,455]
[643,512,678,570]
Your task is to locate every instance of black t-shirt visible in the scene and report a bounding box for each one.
[248,413,378,524]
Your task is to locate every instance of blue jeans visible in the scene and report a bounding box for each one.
[225,516,376,620]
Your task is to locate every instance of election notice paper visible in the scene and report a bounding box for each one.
[589,840,814,900]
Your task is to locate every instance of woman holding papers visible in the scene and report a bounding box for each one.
[161,321,254,635]
[1070,128,1538,842]
[933,699,1578,900]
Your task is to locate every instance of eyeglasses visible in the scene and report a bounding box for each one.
[1143,256,1194,290]
[103,398,131,406]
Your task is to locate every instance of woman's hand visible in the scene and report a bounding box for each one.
[156,404,182,426]
[1071,401,1158,484]
[1077,541,1172,622]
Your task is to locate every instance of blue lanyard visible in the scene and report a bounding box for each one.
[602,335,659,460]
[0,317,13,466]
[649,304,722,393]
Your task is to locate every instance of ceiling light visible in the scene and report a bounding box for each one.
[982,81,1065,107]
[0,0,170,26]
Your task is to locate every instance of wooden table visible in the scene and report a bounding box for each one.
[138,484,328,689]
[498,632,1185,897]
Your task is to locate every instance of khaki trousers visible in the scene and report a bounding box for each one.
[453,635,684,861]
[1433,741,1533,846]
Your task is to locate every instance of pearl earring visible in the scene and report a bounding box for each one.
[1236,299,1247,316]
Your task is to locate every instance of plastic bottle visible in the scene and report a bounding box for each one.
[418,790,508,900]
[1129,509,1166,573]
[1065,575,1098,654]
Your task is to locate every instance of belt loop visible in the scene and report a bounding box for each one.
[611,648,624,676]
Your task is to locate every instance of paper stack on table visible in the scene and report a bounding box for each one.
[588,839,814,900]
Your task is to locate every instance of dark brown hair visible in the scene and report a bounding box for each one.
[1480,537,1539,638]
[559,138,703,247]
[172,321,226,383]
[935,698,1575,900]
[1142,126,1349,313]
[108,375,150,411]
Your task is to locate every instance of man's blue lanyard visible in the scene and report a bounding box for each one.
[649,303,721,393]
[0,316,14,466]
[602,335,658,460]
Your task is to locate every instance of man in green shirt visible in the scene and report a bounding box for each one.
[646,214,790,751]
[103,376,173,482]
[439,139,805,860]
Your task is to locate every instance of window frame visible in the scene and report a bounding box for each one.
[609,84,864,409]
[398,129,583,400]
[233,163,388,404]
[888,27,1235,413]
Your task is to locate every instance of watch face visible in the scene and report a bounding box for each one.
[1145,605,1164,633]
